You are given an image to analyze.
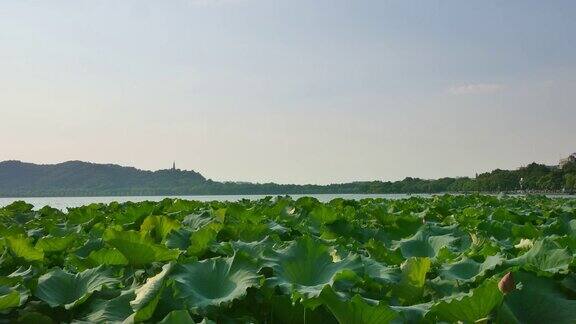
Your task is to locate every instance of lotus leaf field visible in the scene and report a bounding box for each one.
[1,195,576,323]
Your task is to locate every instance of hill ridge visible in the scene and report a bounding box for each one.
[0,159,574,197]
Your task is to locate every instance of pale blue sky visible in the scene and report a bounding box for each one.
[1,1,575,184]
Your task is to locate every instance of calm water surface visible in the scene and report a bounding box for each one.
[0,194,428,210]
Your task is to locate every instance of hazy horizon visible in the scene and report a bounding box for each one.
[2,1,575,185]
[1,154,571,186]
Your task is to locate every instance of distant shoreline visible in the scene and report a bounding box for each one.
[1,159,575,198]
[0,190,574,199]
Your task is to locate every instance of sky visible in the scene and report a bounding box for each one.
[1,0,575,185]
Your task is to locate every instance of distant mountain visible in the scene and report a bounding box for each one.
[0,160,206,197]
[0,159,574,197]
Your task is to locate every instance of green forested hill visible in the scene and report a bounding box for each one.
[0,159,575,197]
[0,161,206,196]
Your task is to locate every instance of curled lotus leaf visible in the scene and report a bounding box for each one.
[172,253,261,310]
[35,266,120,309]
[265,236,362,299]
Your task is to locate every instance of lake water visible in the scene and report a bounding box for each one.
[1,193,574,210]
[0,194,429,210]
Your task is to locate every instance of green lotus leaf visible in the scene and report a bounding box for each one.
[320,218,366,242]
[0,266,34,286]
[0,201,34,226]
[499,272,576,323]
[187,223,222,256]
[2,194,576,322]
[511,223,542,239]
[68,246,128,271]
[74,238,104,258]
[67,204,104,225]
[223,204,265,224]
[506,239,572,274]
[390,302,433,323]
[361,257,401,284]
[166,228,192,250]
[140,215,181,242]
[6,235,44,262]
[131,263,173,321]
[265,236,362,300]
[0,286,21,310]
[309,205,339,225]
[1,201,34,216]
[237,236,275,256]
[149,284,186,323]
[320,286,398,324]
[395,226,468,259]
[87,248,129,266]
[35,266,120,309]
[439,254,503,282]
[158,310,195,324]
[182,211,214,230]
[373,211,422,241]
[111,202,155,226]
[103,229,180,266]
[172,253,261,310]
[214,237,275,261]
[74,290,135,324]
[198,319,216,324]
[15,312,54,324]
[561,273,576,294]
[265,291,337,324]
[428,279,503,322]
[393,257,430,305]
[364,239,405,266]
[219,222,270,242]
[35,235,77,252]
[477,220,513,241]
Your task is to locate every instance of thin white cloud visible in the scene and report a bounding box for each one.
[447,83,505,95]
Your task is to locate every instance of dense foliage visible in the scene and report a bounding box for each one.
[2,160,575,197]
[1,195,576,323]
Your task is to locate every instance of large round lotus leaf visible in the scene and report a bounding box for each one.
[505,239,572,274]
[35,235,77,252]
[103,229,180,266]
[75,290,135,323]
[428,279,503,322]
[439,254,503,282]
[35,266,120,309]
[320,286,398,324]
[499,272,576,323]
[87,248,129,266]
[171,254,261,310]
[361,257,401,284]
[265,236,361,299]
[6,235,44,262]
[395,226,468,259]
